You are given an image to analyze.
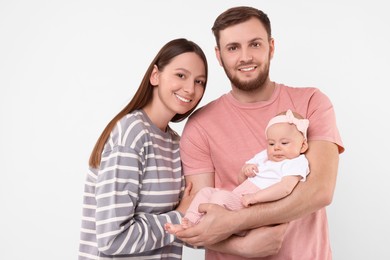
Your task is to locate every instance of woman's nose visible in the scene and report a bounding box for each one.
[182,81,195,94]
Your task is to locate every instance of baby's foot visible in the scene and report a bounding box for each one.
[164,223,185,234]
[181,218,195,229]
[164,218,195,234]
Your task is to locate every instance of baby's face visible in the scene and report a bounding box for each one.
[266,123,307,162]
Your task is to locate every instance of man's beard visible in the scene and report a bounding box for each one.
[221,57,271,92]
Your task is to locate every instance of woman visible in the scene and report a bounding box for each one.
[79,38,208,260]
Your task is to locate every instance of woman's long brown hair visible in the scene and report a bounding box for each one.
[89,38,208,168]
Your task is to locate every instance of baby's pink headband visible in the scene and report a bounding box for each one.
[265,109,310,139]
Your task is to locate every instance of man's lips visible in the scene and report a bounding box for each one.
[238,66,257,72]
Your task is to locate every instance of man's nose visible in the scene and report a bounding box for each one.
[240,48,253,63]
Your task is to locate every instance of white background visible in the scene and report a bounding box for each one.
[1,0,389,259]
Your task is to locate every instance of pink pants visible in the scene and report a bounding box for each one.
[185,179,260,224]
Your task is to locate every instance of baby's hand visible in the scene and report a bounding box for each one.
[241,164,258,178]
[241,193,256,207]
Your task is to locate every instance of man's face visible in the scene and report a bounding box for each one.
[216,17,274,92]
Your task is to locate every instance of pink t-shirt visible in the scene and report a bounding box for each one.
[180,83,344,260]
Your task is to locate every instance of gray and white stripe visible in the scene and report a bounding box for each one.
[79,110,184,260]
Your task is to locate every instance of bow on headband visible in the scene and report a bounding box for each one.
[265,109,310,139]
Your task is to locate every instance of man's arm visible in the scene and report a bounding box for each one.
[176,140,339,246]
[207,224,288,258]
[185,172,215,195]
[180,172,287,256]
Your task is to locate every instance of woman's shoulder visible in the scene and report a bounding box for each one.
[118,110,148,132]
[110,110,178,149]
[108,110,150,149]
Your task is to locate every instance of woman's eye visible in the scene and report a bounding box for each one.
[195,80,205,86]
[177,73,185,79]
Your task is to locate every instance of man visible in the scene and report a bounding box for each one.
[176,6,344,260]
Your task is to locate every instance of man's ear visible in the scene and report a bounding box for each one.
[269,37,275,60]
[215,46,223,67]
[300,140,309,153]
[150,65,159,86]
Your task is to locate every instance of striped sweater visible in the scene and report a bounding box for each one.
[79,110,184,260]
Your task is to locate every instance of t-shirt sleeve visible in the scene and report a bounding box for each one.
[281,155,310,181]
[180,117,215,176]
[306,89,344,153]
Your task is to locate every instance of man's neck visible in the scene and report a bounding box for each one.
[230,80,275,103]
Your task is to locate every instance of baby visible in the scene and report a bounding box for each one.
[165,109,310,234]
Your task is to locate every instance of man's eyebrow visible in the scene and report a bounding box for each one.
[224,37,266,47]
[224,42,239,47]
[249,37,266,42]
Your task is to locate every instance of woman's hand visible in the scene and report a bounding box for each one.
[175,182,193,215]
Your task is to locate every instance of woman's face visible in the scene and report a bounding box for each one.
[151,52,206,117]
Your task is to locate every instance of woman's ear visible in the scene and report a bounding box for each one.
[300,139,309,154]
[150,65,159,86]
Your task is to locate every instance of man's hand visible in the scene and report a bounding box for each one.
[175,203,237,246]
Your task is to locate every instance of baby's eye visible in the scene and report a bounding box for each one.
[282,142,289,145]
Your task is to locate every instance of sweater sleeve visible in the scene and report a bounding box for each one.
[94,145,182,255]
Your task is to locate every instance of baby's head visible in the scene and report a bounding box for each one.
[265,110,309,162]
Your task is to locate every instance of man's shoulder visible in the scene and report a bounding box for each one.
[278,83,328,106]
[279,83,320,95]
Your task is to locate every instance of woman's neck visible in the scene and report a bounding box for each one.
[142,104,171,132]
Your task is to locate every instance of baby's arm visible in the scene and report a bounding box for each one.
[241,175,301,207]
